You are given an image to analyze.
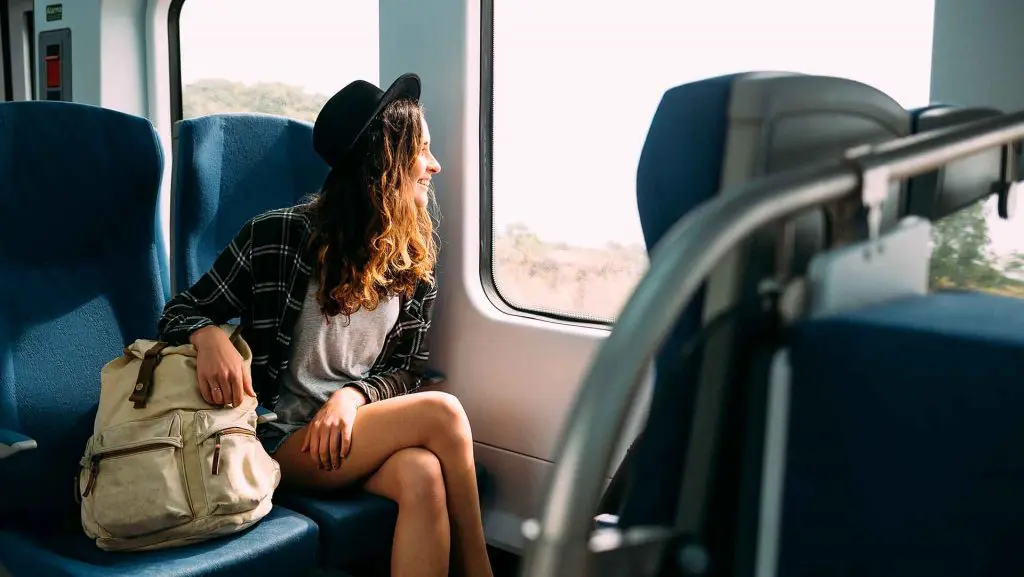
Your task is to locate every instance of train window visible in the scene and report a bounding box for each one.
[930,196,1024,298]
[487,0,935,323]
[172,0,378,123]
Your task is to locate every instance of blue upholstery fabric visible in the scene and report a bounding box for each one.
[621,73,738,527]
[0,507,318,577]
[278,491,398,567]
[0,101,169,519]
[171,113,330,292]
[0,428,33,448]
[782,292,1024,576]
[0,102,319,577]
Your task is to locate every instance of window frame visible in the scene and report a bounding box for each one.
[1,0,13,101]
[167,0,185,124]
[478,0,618,330]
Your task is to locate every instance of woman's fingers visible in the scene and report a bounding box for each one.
[197,377,215,405]
[319,425,333,470]
[307,423,322,468]
[210,373,226,405]
[329,426,342,470]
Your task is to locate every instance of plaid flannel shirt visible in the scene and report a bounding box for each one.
[157,206,437,408]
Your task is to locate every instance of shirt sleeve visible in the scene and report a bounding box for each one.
[157,219,255,345]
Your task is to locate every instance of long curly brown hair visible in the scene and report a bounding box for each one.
[305,97,437,319]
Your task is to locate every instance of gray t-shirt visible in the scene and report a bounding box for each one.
[264,281,400,437]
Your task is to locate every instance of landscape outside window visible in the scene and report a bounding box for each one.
[179,0,1024,323]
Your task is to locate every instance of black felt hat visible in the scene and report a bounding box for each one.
[313,73,421,168]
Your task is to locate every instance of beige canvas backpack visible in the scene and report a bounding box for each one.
[77,325,281,552]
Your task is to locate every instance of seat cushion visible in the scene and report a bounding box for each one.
[278,462,493,568]
[278,491,398,568]
[783,291,1024,577]
[0,506,319,577]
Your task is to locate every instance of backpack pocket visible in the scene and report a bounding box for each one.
[79,412,193,538]
[194,409,280,516]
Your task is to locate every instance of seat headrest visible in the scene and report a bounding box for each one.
[637,72,908,267]
[905,105,1011,221]
[0,101,164,262]
[171,113,330,290]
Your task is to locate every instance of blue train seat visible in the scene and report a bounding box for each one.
[0,101,319,577]
[619,72,911,527]
[782,291,1024,576]
[171,113,486,568]
[774,103,1022,576]
[170,113,331,294]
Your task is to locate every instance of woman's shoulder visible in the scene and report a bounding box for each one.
[410,277,438,305]
[248,205,314,239]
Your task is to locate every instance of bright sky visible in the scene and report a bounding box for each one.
[178,0,1024,256]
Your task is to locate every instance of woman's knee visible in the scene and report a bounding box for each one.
[414,391,473,448]
[385,447,447,508]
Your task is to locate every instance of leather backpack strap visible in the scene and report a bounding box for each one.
[228,324,244,346]
[129,342,170,409]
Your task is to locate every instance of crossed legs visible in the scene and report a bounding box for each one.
[271,391,493,577]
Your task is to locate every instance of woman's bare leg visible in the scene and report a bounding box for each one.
[271,391,493,577]
[363,448,449,576]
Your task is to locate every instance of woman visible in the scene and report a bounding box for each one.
[158,73,493,577]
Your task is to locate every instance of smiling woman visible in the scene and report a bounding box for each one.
[159,73,492,577]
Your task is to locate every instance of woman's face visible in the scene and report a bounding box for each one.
[410,115,441,208]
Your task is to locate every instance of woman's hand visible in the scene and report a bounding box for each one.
[301,386,368,470]
[191,325,255,407]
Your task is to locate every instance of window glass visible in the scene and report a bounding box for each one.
[491,0,936,322]
[931,196,1024,298]
[178,0,378,122]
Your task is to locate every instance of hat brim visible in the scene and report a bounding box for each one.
[364,73,421,137]
[381,73,421,111]
[328,73,421,169]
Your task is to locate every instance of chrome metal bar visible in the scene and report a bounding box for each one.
[860,108,1024,180]
[520,108,1024,577]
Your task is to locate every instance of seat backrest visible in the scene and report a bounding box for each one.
[775,104,1021,575]
[620,72,909,527]
[0,101,168,519]
[784,291,1024,576]
[170,113,330,292]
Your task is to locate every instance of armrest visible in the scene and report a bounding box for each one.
[423,368,447,386]
[0,428,37,459]
[255,405,278,425]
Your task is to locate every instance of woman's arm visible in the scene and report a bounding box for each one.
[344,279,438,403]
[158,220,255,345]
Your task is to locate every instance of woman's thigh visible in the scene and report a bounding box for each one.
[271,391,460,491]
